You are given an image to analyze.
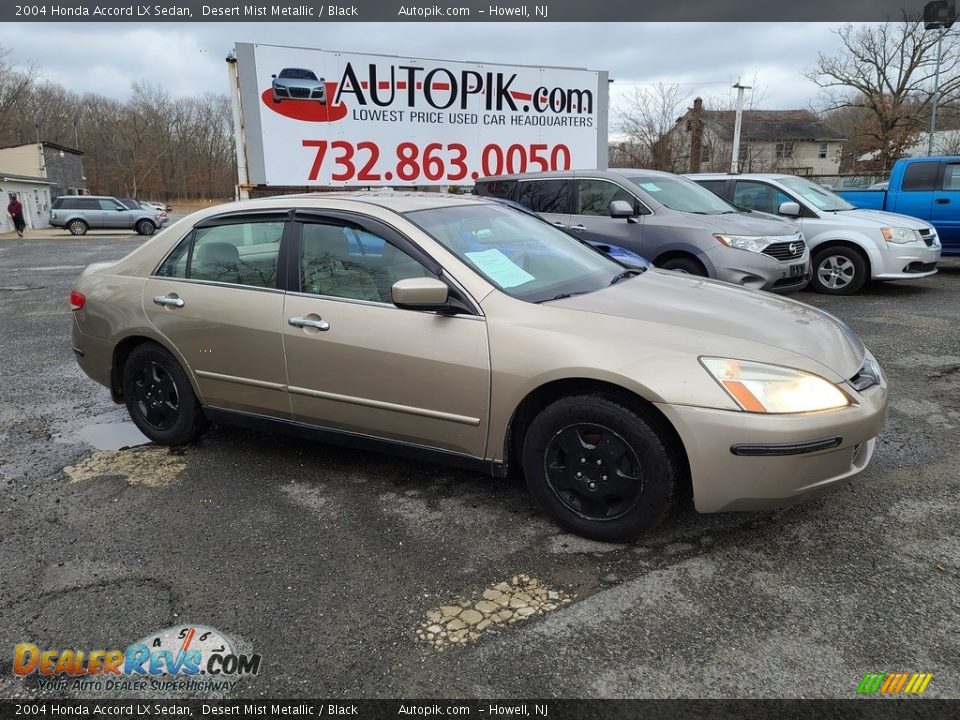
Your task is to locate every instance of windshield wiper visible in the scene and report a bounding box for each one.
[536,291,587,303]
[609,268,646,285]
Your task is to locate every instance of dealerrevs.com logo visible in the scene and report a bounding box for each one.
[857,672,934,696]
[13,625,261,693]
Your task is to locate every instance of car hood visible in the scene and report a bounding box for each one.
[828,208,933,230]
[551,270,865,380]
[681,211,799,236]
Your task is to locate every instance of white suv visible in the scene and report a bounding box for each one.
[688,173,942,295]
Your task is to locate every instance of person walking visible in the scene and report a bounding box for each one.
[7,193,26,238]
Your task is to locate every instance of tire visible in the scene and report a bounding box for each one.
[68,219,88,236]
[659,256,706,276]
[122,342,207,445]
[135,219,156,236]
[810,246,868,295]
[521,394,679,542]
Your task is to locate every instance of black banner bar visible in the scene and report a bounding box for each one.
[0,0,939,22]
[0,699,957,719]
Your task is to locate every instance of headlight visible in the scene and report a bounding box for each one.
[700,357,851,413]
[881,227,919,244]
[713,234,769,253]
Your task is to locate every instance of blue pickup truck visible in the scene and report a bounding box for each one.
[836,156,960,255]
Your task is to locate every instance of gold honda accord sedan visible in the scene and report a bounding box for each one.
[70,192,888,541]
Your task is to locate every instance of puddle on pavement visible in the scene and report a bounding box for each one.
[64,446,187,487]
[71,421,151,451]
[416,574,574,651]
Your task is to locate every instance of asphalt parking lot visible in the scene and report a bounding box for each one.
[1,231,958,699]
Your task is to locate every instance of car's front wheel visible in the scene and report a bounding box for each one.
[810,246,868,295]
[522,394,680,541]
[659,256,706,276]
[68,219,88,236]
[135,219,156,236]
[122,342,207,445]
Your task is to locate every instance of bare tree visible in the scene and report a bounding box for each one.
[805,21,960,170]
[615,83,691,171]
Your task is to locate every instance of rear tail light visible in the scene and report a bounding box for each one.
[70,290,86,311]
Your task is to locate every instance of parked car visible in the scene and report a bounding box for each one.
[116,198,142,210]
[138,201,169,223]
[70,192,887,541]
[689,173,942,295]
[834,156,960,256]
[50,195,167,236]
[475,169,811,293]
[271,68,326,103]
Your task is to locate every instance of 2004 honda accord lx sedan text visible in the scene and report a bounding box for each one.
[70,193,888,541]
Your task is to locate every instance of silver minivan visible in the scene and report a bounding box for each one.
[475,169,812,293]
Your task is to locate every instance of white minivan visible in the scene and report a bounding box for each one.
[688,173,942,294]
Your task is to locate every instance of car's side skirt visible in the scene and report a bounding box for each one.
[204,407,507,477]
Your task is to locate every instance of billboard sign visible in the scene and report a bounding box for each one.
[232,43,608,187]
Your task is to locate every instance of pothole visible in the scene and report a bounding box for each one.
[65,421,150,451]
[416,574,574,651]
[63,447,187,487]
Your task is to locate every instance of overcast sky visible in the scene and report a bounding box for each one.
[5,22,852,126]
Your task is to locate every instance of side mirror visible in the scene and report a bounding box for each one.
[609,200,635,219]
[117,207,126,211]
[392,277,450,311]
[778,201,801,217]
[271,74,277,79]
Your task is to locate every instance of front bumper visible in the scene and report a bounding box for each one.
[655,382,887,513]
[873,241,942,280]
[700,244,812,293]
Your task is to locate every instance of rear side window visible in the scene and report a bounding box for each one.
[902,162,938,191]
[475,180,516,199]
[517,179,571,214]
[78,199,100,210]
[156,220,284,289]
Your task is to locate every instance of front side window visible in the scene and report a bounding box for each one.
[406,203,629,304]
[299,223,430,303]
[733,181,793,214]
[941,163,960,191]
[98,199,124,211]
[156,220,283,289]
[575,179,639,216]
[517,179,570,214]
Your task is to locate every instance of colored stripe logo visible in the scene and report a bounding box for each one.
[857,672,933,695]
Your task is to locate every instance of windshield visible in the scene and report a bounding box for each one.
[626,176,737,214]
[406,203,629,303]
[779,176,855,212]
[280,68,318,80]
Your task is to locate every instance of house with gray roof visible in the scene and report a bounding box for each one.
[670,98,847,175]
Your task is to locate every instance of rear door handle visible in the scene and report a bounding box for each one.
[935,198,950,204]
[570,224,587,232]
[552,221,566,227]
[288,316,330,331]
[153,295,184,308]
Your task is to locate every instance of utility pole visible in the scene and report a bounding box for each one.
[730,80,751,174]
[925,0,956,156]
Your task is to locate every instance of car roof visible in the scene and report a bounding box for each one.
[477,168,680,182]
[685,173,798,181]
[222,191,494,214]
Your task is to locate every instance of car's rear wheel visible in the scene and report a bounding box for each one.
[659,256,706,276]
[122,343,207,445]
[522,394,679,541]
[68,219,88,236]
[135,219,156,236]
[810,246,867,295]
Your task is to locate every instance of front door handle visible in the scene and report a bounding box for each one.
[569,224,587,232]
[935,198,950,204]
[288,316,330,331]
[552,221,566,227]
[153,295,184,308]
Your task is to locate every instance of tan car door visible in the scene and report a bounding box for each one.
[281,214,490,459]
[143,213,291,419]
